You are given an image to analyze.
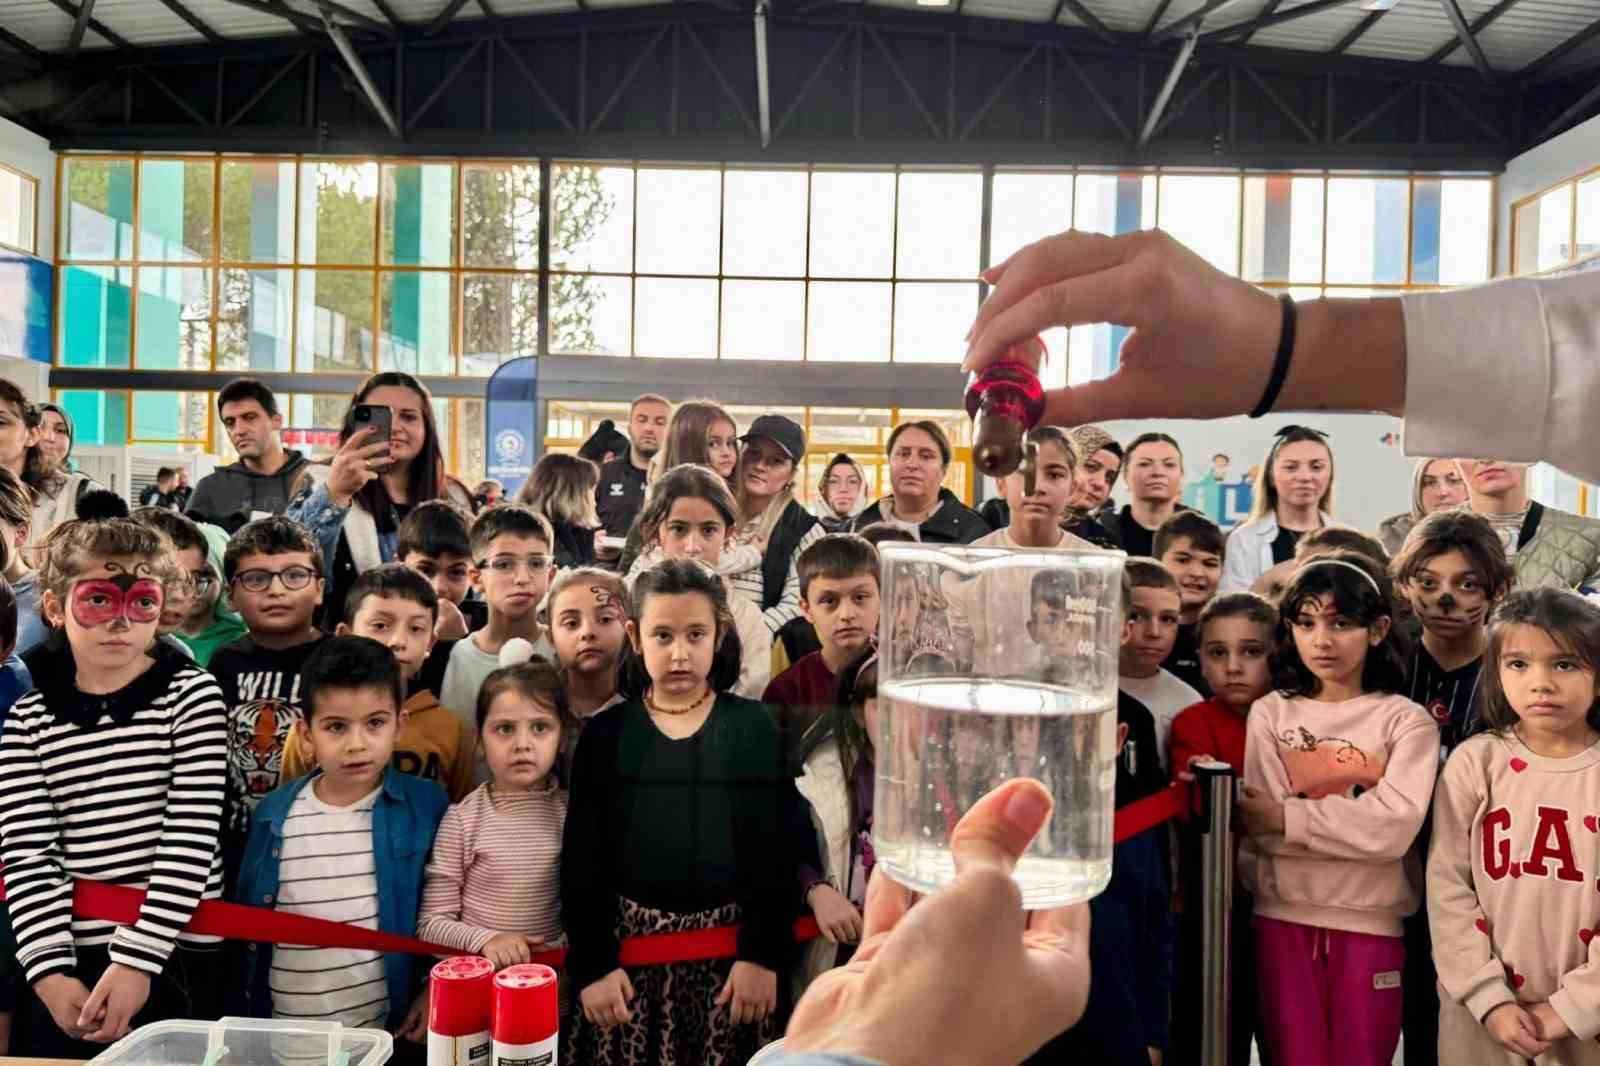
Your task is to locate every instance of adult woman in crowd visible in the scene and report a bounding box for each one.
[815,453,870,533]
[854,421,989,545]
[1377,457,1467,556]
[1060,425,1123,548]
[1219,425,1335,593]
[33,403,75,473]
[0,382,95,550]
[288,371,473,622]
[615,399,741,573]
[733,415,825,647]
[518,453,601,569]
[1115,431,1187,557]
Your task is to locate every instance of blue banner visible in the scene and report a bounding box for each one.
[485,357,539,497]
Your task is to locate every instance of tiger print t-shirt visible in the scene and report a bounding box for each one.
[211,633,329,839]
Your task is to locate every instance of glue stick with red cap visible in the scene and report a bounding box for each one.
[429,956,495,1066]
[492,964,560,1066]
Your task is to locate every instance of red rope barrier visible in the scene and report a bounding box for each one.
[0,781,1198,966]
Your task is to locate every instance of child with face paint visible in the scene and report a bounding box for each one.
[1389,509,1515,1066]
[0,518,228,1055]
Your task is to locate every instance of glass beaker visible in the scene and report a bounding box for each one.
[873,541,1125,907]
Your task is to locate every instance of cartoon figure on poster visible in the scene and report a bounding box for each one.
[1184,452,1254,530]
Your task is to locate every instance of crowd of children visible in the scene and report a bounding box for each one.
[0,427,1599,1066]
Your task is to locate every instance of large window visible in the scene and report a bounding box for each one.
[1512,167,1600,275]
[991,170,1493,388]
[54,155,1496,485]
[0,162,38,255]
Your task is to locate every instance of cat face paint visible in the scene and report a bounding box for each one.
[71,574,165,629]
[1407,550,1492,638]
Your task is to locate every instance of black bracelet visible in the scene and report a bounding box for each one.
[1249,294,1297,419]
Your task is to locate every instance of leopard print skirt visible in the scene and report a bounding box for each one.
[564,897,776,1066]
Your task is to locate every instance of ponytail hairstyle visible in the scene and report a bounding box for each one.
[1274,550,1406,698]
[1477,590,1600,736]
[619,557,742,698]
[1249,424,1335,523]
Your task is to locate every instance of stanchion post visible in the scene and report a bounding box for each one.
[1195,760,1236,1066]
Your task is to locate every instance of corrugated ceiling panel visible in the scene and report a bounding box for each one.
[963,0,1056,23]
[1475,0,1600,71]
[1244,1,1375,50]
[2,0,116,51]
[1344,3,1462,62]
[479,0,584,14]
[175,1,314,40]
[79,0,221,46]
[1073,0,1165,34]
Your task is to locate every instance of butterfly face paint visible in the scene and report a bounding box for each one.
[72,574,165,629]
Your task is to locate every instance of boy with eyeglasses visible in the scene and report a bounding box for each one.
[439,505,558,738]
[133,507,246,666]
[209,517,330,885]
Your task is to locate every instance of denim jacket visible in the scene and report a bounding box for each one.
[285,469,394,582]
[232,766,449,1027]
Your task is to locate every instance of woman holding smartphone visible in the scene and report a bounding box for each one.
[288,371,474,623]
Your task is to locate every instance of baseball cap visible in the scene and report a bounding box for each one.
[740,415,806,463]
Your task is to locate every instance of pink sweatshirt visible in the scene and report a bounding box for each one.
[1239,691,1440,937]
[1428,732,1600,1043]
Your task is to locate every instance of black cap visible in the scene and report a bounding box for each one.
[740,415,806,463]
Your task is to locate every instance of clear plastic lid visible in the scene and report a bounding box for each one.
[89,1017,394,1066]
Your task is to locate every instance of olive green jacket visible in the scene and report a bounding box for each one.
[1515,504,1600,591]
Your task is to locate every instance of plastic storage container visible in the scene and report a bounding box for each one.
[89,1017,395,1066]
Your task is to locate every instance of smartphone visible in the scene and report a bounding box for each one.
[352,403,393,473]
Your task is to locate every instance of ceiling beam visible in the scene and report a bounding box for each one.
[1425,0,1521,64]
[1141,0,1173,39]
[67,0,99,55]
[427,0,477,36]
[1138,26,1200,146]
[1331,9,1387,55]
[1531,75,1600,144]
[1436,0,1494,82]
[42,0,132,51]
[1519,14,1600,82]
[1151,0,1251,44]
[319,6,401,136]
[0,26,50,65]
[151,0,226,44]
[370,0,405,27]
[1234,0,1280,47]
[1203,0,1363,43]
[754,0,771,146]
[316,0,397,37]
[1047,0,1116,46]
[209,0,326,36]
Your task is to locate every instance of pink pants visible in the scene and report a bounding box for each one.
[1254,916,1405,1066]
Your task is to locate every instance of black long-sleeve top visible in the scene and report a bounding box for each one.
[561,694,797,988]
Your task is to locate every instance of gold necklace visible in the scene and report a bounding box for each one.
[645,686,713,716]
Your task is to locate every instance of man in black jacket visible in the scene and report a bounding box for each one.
[187,379,310,533]
[594,393,671,545]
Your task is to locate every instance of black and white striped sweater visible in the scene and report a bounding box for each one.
[0,652,227,982]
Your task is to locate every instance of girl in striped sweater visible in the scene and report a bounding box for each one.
[0,518,228,1054]
[417,655,571,968]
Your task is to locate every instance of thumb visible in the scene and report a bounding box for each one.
[524,935,546,948]
[715,976,732,1007]
[620,972,634,1001]
[949,778,1053,878]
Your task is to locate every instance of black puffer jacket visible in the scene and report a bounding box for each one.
[853,488,991,545]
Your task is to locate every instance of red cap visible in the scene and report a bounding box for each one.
[492,964,559,1046]
[429,956,495,1037]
